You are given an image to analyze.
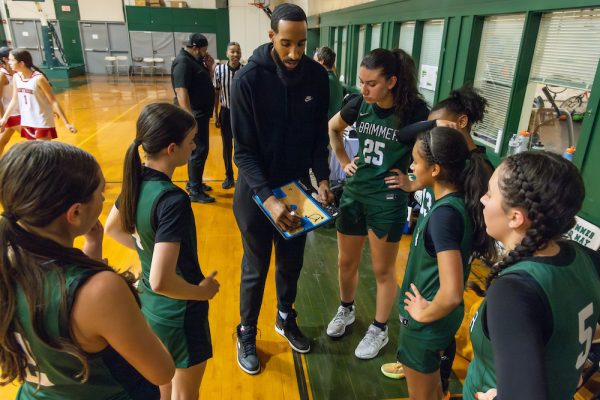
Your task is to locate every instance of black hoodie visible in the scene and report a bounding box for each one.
[231,43,330,202]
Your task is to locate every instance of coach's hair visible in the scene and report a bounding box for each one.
[120,102,196,233]
[315,46,336,69]
[0,141,139,385]
[417,127,495,261]
[227,41,241,48]
[270,3,307,33]
[432,85,488,127]
[470,151,584,296]
[361,48,425,125]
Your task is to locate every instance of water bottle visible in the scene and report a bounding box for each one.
[517,130,530,153]
[507,134,519,156]
[563,147,576,162]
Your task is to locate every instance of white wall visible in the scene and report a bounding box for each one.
[6,0,57,20]
[79,0,125,22]
[305,0,373,15]
[228,0,271,60]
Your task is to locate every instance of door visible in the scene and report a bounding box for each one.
[11,20,43,66]
[80,22,109,74]
[151,31,175,75]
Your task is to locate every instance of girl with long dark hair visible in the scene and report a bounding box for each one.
[0,49,76,141]
[105,102,219,399]
[326,48,430,359]
[464,152,600,400]
[0,141,174,399]
[393,128,495,399]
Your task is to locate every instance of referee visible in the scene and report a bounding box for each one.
[172,33,215,203]
[213,42,242,189]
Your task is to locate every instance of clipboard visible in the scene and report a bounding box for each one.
[253,180,339,239]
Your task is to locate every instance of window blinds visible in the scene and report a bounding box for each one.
[398,22,415,55]
[530,9,600,90]
[473,14,526,148]
[419,19,445,106]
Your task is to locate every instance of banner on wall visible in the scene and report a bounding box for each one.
[567,216,600,250]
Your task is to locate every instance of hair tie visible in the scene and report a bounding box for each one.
[1,211,19,223]
[134,139,142,146]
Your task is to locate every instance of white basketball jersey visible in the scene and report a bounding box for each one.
[0,67,19,117]
[16,71,54,128]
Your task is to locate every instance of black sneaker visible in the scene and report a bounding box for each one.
[275,310,310,353]
[189,191,215,203]
[222,177,235,189]
[186,182,212,192]
[236,324,260,375]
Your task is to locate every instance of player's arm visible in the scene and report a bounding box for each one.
[149,242,219,301]
[0,78,18,126]
[105,205,137,250]
[0,74,7,117]
[38,76,76,133]
[70,271,175,386]
[328,111,351,169]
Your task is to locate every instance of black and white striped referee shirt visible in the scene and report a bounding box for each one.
[214,62,241,109]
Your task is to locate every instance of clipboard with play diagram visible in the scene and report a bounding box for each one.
[253,179,339,239]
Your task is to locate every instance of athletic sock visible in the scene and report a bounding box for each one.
[278,310,288,320]
[373,319,387,331]
[341,300,354,310]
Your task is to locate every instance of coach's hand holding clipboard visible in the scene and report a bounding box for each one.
[263,195,303,232]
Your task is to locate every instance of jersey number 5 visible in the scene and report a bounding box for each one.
[575,302,594,369]
[363,139,385,166]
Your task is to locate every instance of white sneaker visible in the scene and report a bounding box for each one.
[355,324,388,359]
[326,305,355,337]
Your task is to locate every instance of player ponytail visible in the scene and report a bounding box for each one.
[120,102,196,233]
[10,48,51,85]
[0,141,139,385]
[470,152,584,296]
[360,48,426,126]
[417,127,495,260]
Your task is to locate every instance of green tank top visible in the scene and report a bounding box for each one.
[464,241,600,400]
[134,179,203,327]
[398,193,473,334]
[15,264,158,399]
[344,101,411,207]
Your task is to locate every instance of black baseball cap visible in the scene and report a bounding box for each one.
[184,33,208,48]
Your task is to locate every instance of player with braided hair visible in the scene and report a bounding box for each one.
[386,127,495,399]
[464,151,600,400]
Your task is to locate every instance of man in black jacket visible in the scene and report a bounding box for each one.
[231,3,333,375]
[172,33,215,203]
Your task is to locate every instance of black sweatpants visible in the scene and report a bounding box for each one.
[233,176,306,327]
[219,107,234,180]
[188,114,210,193]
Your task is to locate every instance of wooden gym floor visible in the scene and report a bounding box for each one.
[0,76,597,399]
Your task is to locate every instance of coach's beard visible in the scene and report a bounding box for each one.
[272,49,305,87]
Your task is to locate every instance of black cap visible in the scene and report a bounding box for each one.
[184,33,208,48]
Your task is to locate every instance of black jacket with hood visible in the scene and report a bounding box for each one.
[231,43,330,202]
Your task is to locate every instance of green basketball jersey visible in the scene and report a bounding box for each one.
[344,101,411,207]
[15,264,157,399]
[464,241,600,400]
[134,179,203,327]
[399,194,473,334]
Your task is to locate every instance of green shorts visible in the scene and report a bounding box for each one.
[396,323,455,374]
[145,303,212,368]
[336,194,406,242]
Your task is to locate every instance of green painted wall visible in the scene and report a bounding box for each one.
[125,6,230,59]
[317,0,600,227]
[53,0,84,64]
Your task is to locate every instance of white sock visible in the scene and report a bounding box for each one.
[278,310,288,320]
